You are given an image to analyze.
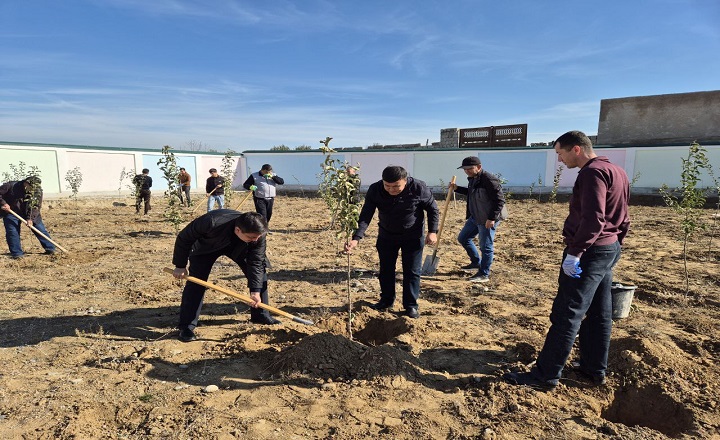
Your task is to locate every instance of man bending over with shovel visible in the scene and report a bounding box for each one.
[171,210,279,342]
[0,176,56,259]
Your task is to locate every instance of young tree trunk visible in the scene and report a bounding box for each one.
[346,245,353,339]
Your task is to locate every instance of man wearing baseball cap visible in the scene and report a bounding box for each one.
[451,156,508,283]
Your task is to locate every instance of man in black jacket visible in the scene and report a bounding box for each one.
[0,176,56,258]
[171,210,279,342]
[133,168,152,215]
[451,156,508,283]
[345,166,439,318]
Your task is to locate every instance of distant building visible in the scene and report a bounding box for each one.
[597,90,720,146]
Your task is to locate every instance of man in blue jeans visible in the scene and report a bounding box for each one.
[345,166,439,319]
[451,156,508,283]
[0,176,56,258]
[504,130,630,390]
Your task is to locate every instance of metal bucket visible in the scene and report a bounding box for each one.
[611,282,636,319]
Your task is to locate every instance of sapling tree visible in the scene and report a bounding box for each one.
[157,145,184,233]
[549,165,564,204]
[118,167,136,196]
[64,167,83,209]
[318,136,360,338]
[221,149,237,206]
[2,161,41,182]
[659,142,712,294]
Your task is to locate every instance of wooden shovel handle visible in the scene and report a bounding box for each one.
[7,208,68,253]
[191,186,219,214]
[432,176,456,255]
[162,267,313,325]
[233,191,253,211]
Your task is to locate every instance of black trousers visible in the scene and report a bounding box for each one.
[178,247,272,330]
[376,236,424,309]
[136,189,151,214]
[253,197,275,225]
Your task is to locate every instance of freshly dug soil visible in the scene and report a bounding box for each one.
[1,195,718,439]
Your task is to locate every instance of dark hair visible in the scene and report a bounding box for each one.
[179,167,186,171]
[554,130,593,152]
[381,166,407,182]
[209,168,217,173]
[24,175,42,186]
[142,168,150,174]
[235,212,268,234]
[261,164,272,171]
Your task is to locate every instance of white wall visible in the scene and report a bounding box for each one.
[2,142,719,196]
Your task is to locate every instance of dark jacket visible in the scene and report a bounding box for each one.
[563,156,630,257]
[454,169,508,223]
[206,176,226,195]
[0,180,43,221]
[172,209,266,290]
[133,174,152,191]
[353,177,439,241]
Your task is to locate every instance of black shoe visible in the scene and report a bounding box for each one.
[251,315,281,325]
[502,372,557,390]
[44,250,56,255]
[405,307,419,319]
[571,366,607,385]
[369,301,393,311]
[461,263,480,271]
[178,327,197,342]
[11,254,25,260]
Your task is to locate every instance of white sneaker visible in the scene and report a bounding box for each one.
[469,274,489,283]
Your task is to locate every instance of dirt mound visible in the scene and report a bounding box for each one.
[264,332,420,381]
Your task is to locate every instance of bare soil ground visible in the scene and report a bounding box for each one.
[1,195,719,439]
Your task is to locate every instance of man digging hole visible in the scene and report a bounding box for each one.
[171,210,280,342]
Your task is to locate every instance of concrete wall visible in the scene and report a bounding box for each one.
[2,142,719,196]
[597,90,720,146]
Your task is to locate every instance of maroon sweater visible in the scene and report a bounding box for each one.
[563,156,630,257]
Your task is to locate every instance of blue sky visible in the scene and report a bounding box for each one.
[1,0,718,151]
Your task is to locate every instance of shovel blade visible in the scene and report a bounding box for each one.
[421,254,439,276]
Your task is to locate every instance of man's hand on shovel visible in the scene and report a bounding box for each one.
[249,291,261,307]
[425,232,437,246]
[172,267,188,279]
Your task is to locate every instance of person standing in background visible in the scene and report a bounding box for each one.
[451,156,508,284]
[243,164,284,229]
[133,168,152,215]
[206,168,225,211]
[178,167,192,207]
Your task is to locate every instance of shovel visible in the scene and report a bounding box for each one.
[162,267,313,325]
[7,208,69,253]
[421,176,456,276]
[191,186,219,215]
[233,190,253,211]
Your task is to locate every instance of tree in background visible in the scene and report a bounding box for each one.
[221,149,237,206]
[157,145,184,233]
[2,161,41,182]
[270,145,290,151]
[64,167,83,206]
[660,142,713,294]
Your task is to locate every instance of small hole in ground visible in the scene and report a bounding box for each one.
[353,317,411,346]
[601,385,694,437]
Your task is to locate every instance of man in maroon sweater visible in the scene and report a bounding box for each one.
[504,130,630,390]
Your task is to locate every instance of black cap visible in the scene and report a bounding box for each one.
[457,156,481,169]
[209,168,217,173]
[261,164,272,171]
